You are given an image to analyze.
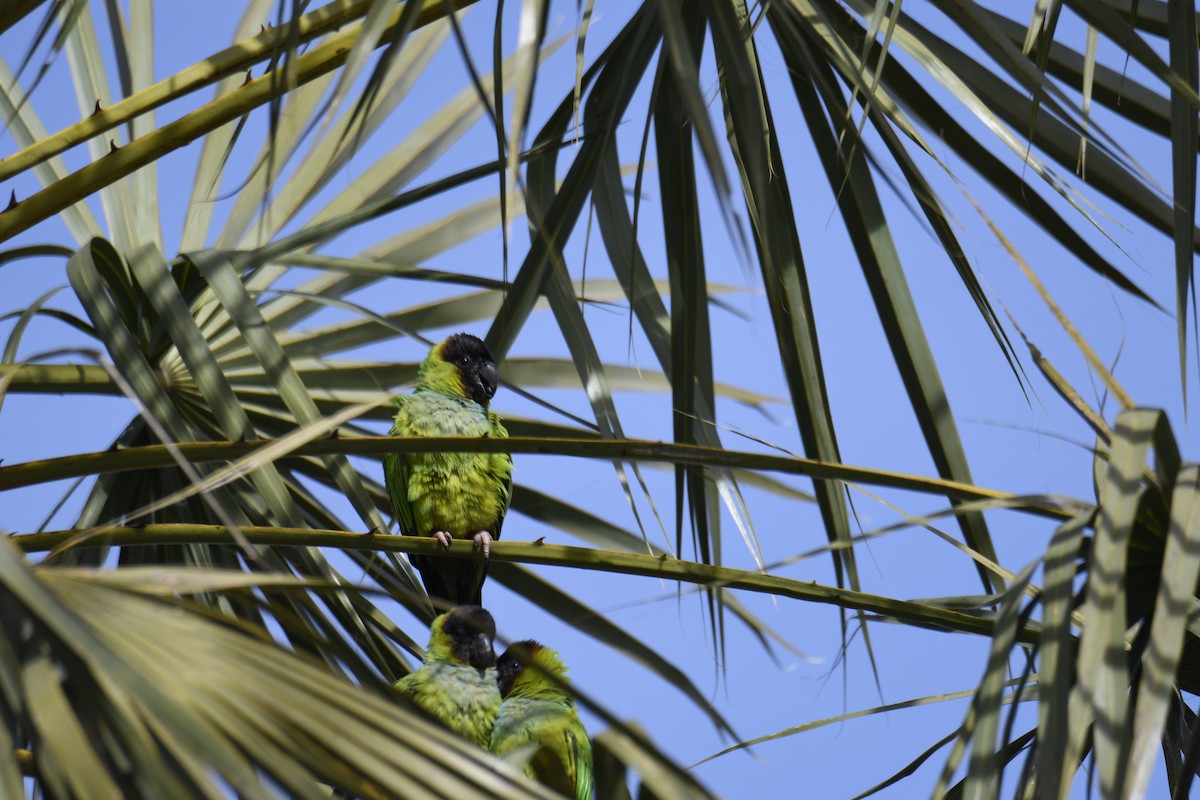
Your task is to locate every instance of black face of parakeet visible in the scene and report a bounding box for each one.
[443,605,498,672]
[440,333,499,408]
[496,639,541,698]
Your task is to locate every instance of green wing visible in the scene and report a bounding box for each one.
[568,721,592,800]
[384,396,415,535]
[527,715,591,800]
[489,410,514,538]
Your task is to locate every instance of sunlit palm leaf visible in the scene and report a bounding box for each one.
[938,405,1200,798]
[0,538,558,798]
[0,0,479,242]
[0,0,385,187]
[0,55,102,243]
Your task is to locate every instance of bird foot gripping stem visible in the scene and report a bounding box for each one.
[472,532,493,559]
[429,531,492,557]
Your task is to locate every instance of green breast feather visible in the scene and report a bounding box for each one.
[386,391,512,538]
[394,662,500,748]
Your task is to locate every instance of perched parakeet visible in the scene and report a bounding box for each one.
[490,640,593,800]
[384,333,513,606]
[392,605,501,748]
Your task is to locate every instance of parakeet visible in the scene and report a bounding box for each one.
[392,605,501,748]
[384,333,513,606]
[490,640,593,800]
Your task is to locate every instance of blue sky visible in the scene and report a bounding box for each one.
[0,2,1190,797]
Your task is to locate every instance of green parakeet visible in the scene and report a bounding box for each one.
[384,333,513,606]
[392,605,501,748]
[490,640,593,800]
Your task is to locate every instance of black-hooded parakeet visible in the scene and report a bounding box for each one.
[392,605,501,748]
[384,333,513,606]
[490,640,593,800]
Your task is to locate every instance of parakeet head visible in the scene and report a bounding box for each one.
[431,605,497,672]
[418,333,499,407]
[496,639,571,700]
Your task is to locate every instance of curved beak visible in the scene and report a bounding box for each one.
[478,361,498,401]
[468,632,496,672]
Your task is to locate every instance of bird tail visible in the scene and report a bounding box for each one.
[413,554,485,608]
